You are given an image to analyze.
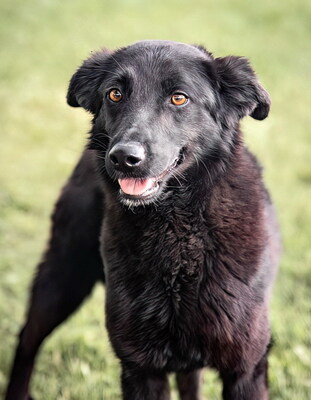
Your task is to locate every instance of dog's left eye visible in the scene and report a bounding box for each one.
[171,93,188,106]
[108,89,123,103]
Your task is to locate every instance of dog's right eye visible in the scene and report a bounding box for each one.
[108,89,123,103]
[171,93,188,106]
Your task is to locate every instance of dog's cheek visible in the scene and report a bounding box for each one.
[190,111,227,160]
[170,107,200,142]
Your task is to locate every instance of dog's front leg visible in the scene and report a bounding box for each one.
[176,369,203,400]
[121,364,170,400]
[220,346,270,400]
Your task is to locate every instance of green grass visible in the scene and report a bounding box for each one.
[0,0,310,398]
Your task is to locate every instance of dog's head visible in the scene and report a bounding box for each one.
[67,40,270,207]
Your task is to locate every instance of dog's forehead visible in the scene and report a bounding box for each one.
[114,40,209,71]
[107,40,212,89]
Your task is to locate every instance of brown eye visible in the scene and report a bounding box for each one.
[171,93,188,106]
[108,89,123,103]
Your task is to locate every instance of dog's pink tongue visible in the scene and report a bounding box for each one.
[118,178,154,195]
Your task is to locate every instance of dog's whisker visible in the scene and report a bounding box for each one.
[96,155,106,161]
[193,153,214,186]
[110,54,127,74]
[91,136,110,148]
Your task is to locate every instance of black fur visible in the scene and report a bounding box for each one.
[5,40,280,400]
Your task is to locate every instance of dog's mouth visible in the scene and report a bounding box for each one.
[117,150,185,204]
[118,177,160,197]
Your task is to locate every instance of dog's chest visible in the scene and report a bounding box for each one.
[102,206,214,369]
[104,206,210,304]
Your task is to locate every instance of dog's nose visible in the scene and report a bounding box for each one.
[108,142,146,170]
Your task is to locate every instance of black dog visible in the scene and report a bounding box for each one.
[5,40,280,400]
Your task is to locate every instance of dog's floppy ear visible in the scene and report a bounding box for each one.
[214,56,270,122]
[67,49,112,114]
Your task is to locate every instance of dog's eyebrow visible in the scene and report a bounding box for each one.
[160,74,217,108]
[104,71,131,87]
[103,64,137,88]
[161,77,189,94]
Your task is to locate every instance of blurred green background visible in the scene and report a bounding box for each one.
[0,0,310,399]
